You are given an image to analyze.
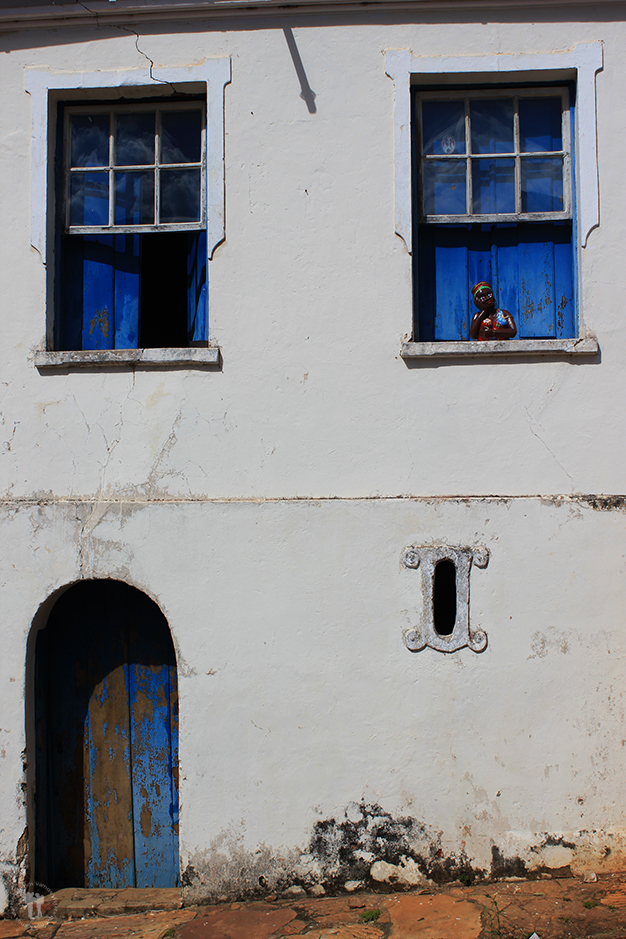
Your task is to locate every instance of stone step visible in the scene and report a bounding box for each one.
[39,888,183,920]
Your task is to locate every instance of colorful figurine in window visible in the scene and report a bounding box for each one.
[469,282,517,341]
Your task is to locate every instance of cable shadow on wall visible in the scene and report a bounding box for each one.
[283,27,317,113]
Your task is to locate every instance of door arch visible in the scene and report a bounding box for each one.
[34,580,179,889]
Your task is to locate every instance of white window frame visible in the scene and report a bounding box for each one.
[385,43,603,360]
[25,60,230,368]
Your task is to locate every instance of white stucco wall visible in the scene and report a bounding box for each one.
[0,3,624,903]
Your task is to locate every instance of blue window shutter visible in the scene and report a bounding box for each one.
[187,230,208,345]
[554,228,575,338]
[416,222,573,341]
[113,234,140,349]
[434,227,470,340]
[60,235,85,351]
[61,235,140,350]
[517,228,556,338]
[82,235,115,350]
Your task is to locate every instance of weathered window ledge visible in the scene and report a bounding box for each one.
[400,337,599,360]
[34,348,222,370]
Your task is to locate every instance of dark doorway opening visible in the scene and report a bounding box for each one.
[34,580,179,890]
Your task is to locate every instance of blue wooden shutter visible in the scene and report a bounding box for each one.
[62,235,140,350]
[416,222,574,341]
[187,229,208,345]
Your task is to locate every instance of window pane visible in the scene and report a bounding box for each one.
[161,111,202,164]
[115,112,155,166]
[421,101,466,155]
[114,171,155,225]
[160,169,201,223]
[423,160,466,215]
[521,158,564,212]
[470,100,514,154]
[69,173,109,225]
[472,159,515,214]
[519,98,562,152]
[70,114,110,167]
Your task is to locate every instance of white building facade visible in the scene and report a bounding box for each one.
[0,0,624,908]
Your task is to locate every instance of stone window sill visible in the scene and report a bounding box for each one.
[400,337,599,360]
[34,348,222,370]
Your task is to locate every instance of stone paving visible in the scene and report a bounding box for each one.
[2,874,626,939]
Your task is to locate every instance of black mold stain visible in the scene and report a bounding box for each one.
[308,803,483,889]
[181,863,199,888]
[1,868,21,919]
[578,495,626,512]
[541,835,576,850]
[491,845,527,879]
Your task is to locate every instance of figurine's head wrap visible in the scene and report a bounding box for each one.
[472,281,492,298]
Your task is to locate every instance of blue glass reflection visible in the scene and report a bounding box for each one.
[114,172,155,225]
[160,169,201,222]
[421,101,466,155]
[69,173,109,225]
[521,158,564,212]
[470,100,514,154]
[472,159,515,214]
[423,161,466,215]
[115,113,155,166]
[70,114,110,167]
[161,111,202,164]
[519,98,562,153]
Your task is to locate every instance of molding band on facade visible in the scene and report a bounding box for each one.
[0,0,624,31]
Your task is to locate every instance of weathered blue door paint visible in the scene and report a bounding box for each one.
[416,222,574,340]
[35,581,179,890]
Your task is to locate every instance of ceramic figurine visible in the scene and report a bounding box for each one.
[469,282,517,341]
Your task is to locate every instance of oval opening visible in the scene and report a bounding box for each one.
[434,559,457,636]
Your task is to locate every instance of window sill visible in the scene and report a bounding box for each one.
[400,337,599,360]
[34,348,222,370]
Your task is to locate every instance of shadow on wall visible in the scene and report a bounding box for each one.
[283,27,317,114]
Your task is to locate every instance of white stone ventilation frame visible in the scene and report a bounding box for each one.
[402,544,489,654]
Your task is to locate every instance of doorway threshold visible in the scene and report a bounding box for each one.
[31,888,182,920]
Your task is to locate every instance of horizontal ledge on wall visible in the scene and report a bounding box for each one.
[2,0,624,31]
[400,337,599,359]
[34,348,222,370]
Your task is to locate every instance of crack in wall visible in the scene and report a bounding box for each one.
[522,404,573,488]
[97,370,137,499]
[113,24,179,92]
[76,2,179,93]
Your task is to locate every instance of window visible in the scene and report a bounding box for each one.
[59,101,207,351]
[385,44,602,359]
[26,59,230,368]
[414,86,575,341]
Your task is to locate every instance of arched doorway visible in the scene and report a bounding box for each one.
[34,580,179,890]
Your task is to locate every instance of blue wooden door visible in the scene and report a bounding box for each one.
[35,581,179,889]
